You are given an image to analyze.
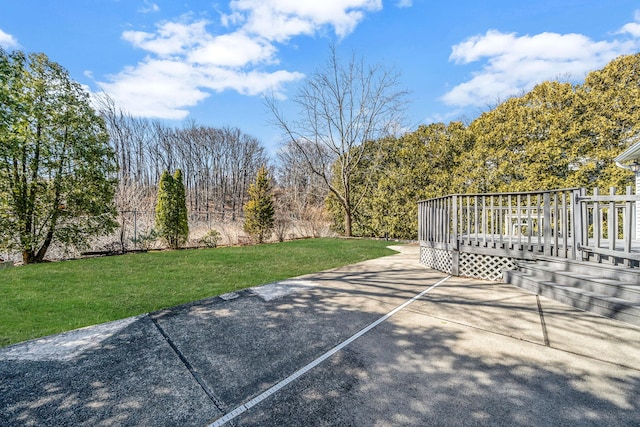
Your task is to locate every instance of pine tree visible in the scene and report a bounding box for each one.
[243,165,275,243]
[155,169,189,249]
[173,169,189,247]
[155,171,174,247]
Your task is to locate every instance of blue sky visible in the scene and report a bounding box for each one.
[2,1,640,153]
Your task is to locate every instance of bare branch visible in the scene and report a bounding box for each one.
[266,44,408,235]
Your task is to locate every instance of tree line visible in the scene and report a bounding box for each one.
[98,97,268,220]
[327,53,640,239]
[3,44,640,262]
[0,47,322,263]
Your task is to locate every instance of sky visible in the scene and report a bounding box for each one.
[2,0,640,154]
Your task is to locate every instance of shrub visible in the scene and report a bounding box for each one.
[199,229,221,248]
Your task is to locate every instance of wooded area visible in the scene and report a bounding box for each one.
[329,53,640,239]
[80,52,640,244]
[99,96,269,221]
[3,48,640,261]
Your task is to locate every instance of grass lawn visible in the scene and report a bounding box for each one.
[0,238,397,348]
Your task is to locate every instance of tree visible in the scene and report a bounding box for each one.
[267,44,407,236]
[243,165,275,243]
[367,122,472,238]
[327,122,472,239]
[276,140,329,237]
[155,169,189,249]
[575,53,640,189]
[97,95,270,223]
[457,56,640,193]
[173,169,189,244]
[0,49,118,263]
[324,53,640,239]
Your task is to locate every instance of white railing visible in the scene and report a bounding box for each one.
[419,186,640,267]
[576,187,640,266]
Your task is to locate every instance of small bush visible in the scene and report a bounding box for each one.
[130,229,159,250]
[199,229,221,248]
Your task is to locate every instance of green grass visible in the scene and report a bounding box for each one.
[0,238,396,348]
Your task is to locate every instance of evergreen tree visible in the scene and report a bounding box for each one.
[173,169,189,246]
[155,171,174,247]
[155,169,189,249]
[243,165,275,243]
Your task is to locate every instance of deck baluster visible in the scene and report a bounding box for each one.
[418,186,639,277]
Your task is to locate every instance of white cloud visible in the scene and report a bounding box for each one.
[187,32,277,67]
[0,28,19,49]
[139,1,160,14]
[618,9,640,37]
[226,0,382,41]
[198,67,304,96]
[396,0,412,7]
[98,59,209,120]
[620,22,640,37]
[122,20,209,57]
[442,25,640,108]
[97,1,387,119]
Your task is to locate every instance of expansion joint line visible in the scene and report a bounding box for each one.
[149,315,228,415]
[536,295,550,346]
[207,275,452,427]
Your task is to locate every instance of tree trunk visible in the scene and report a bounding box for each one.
[34,225,56,263]
[344,209,353,237]
[22,250,35,264]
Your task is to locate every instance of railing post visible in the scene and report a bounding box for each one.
[474,195,479,242]
[593,187,601,263]
[608,187,616,256]
[527,194,532,247]
[418,202,423,242]
[553,192,559,257]
[507,195,512,239]
[562,191,569,258]
[582,188,589,257]
[571,189,584,260]
[452,195,458,249]
[437,198,442,242]
[499,195,504,245]
[536,194,542,249]
[447,197,452,244]
[516,194,522,246]
[543,192,551,256]
[466,196,471,244]
[625,186,632,267]
[451,195,459,276]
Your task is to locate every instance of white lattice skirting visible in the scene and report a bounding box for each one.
[420,246,516,281]
[459,252,517,281]
[420,247,452,274]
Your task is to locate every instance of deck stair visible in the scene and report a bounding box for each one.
[504,256,640,327]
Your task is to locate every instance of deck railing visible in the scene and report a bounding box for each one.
[418,186,640,270]
[576,187,640,265]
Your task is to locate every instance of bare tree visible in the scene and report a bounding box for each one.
[267,45,407,236]
[98,94,269,224]
[275,140,328,236]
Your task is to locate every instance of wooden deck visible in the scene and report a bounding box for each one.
[418,187,640,279]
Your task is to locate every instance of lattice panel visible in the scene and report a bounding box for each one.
[420,247,453,274]
[459,252,516,281]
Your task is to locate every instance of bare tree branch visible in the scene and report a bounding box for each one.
[266,44,408,235]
